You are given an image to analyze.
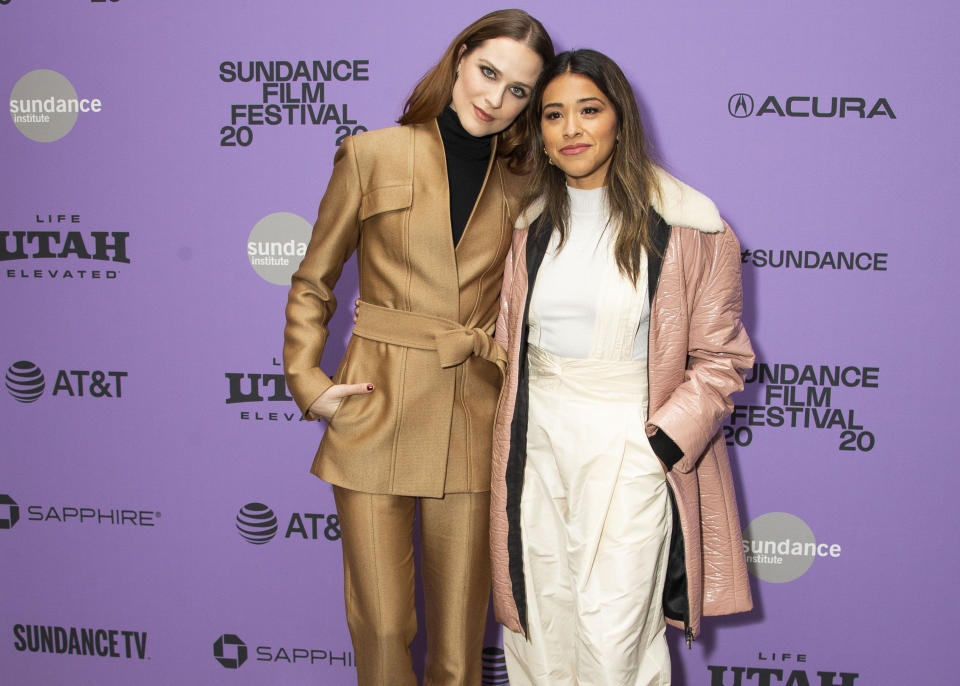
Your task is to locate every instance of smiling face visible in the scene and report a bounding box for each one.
[540,72,619,190]
[449,37,544,137]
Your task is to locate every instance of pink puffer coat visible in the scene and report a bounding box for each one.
[490,169,755,641]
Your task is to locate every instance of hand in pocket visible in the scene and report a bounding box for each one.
[309,382,374,421]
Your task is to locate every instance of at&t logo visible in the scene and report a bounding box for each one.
[5,361,44,403]
[4,360,127,403]
[235,502,340,544]
[214,634,247,669]
[236,503,279,544]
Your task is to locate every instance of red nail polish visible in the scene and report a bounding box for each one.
[366,384,374,391]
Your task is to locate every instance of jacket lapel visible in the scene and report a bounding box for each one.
[411,123,460,319]
[455,135,499,257]
[647,209,671,304]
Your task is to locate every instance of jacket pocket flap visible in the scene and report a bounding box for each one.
[360,185,412,221]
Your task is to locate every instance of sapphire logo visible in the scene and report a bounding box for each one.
[5,361,45,403]
[214,634,248,669]
[236,502,279,544]
[728,93,754,118]
[0,494,20,530]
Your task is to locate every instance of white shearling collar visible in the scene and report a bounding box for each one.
[515,166,723,234]
[651,166,723,233]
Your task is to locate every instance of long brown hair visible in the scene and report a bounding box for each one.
[523,49,662,283]
[398,9,554,171]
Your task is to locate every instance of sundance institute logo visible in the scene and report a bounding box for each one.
[5,361,45,403]
[742,512,842,583]
[214,634,247,669]
[246,212,310,285]
[236,502,278,544]
[9,69,103,142]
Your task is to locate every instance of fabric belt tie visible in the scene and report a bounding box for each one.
[352,300,507,373]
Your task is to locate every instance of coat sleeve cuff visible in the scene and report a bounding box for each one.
[648,428,683,471]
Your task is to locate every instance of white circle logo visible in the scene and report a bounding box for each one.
[9,69,102,142]
[246,212,311,285]
[742,512,841,583]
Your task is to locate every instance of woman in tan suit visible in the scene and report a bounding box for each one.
[283,10,553,686]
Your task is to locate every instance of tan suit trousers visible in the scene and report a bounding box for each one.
[333,487,491,686]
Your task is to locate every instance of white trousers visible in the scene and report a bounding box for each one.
[504,346,672,686]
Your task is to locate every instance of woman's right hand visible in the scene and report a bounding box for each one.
[308,382,374,421]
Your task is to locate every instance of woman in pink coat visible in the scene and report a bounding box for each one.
[489,49,755,685]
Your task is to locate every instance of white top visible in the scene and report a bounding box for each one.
[528,186,650,362]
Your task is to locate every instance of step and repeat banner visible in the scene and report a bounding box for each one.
[2,1,957,684]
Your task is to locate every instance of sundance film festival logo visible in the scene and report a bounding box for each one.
[9,70,104,142]
[729,362,879,453]
[728,92,895,119]
[218,59,369,147]
[742,512,841,583]
[5,360,127,403]
[236,502,340,544]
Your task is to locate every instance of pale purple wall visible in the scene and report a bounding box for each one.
[2,1,958,683]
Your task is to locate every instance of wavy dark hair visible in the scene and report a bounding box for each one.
[523,49,662,282]
[398,9,554,172]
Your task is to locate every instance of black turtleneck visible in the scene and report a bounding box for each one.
[437,106,493,247]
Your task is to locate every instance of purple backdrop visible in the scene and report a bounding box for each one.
[2,1,958,683]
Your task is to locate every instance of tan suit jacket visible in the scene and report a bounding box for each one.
[284,121,523,497]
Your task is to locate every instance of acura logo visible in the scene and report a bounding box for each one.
[728,93,754,118]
